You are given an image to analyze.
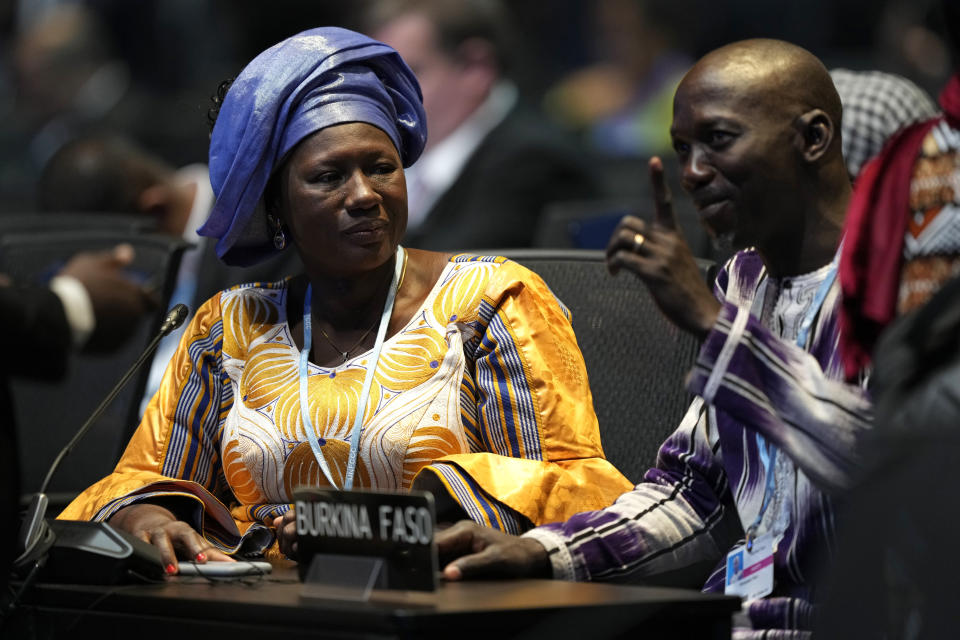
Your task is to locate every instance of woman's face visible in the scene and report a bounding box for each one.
[276,122,407,278]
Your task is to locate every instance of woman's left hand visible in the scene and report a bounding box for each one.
[272,510,298,559]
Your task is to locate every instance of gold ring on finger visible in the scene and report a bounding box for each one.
[632,232,645,252]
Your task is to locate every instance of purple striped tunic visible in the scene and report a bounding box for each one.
[524,248,873,636]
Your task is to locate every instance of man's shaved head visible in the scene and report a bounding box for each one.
[681,39,842,146]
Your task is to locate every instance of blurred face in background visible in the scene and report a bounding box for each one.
[371,10,496,151]
[13,5,109,126]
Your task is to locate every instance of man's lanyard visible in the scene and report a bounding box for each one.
[745,251,839,549]
[298,247,404,490]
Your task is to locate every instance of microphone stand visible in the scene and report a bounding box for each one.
[12,304,190,581]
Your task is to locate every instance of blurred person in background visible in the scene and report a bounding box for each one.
[38,134,206,239]
[819,3,960,635]
[0,4,133,213]
[873,0,954,96]
[38,132,301,416]
[1,244,154,592]
[357,0,606,250]
[530,0,719,263]
[543,0,694,160]
[829,67,939,183]
[838,4,960,382]
[0,1,216,216]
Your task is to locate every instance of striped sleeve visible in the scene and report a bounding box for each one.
[419,260,633,529]
[428,462,526,534]
[686,296,873,492]
[523,399,742,583]
[470,296,544,462]
[158,314,230,486]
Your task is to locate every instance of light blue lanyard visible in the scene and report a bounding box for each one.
[746,252,839,549]
[298,247,404,490]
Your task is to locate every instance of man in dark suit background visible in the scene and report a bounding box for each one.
[360,0,606,250]
[38,133,301,416]
[1,246,151,594]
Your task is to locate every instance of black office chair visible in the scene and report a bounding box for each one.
[497,249,714,483]
[532,198,641,249]
[531,152,731,265]
[0,229,190,510]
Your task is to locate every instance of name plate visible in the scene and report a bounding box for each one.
[293,487,438,591]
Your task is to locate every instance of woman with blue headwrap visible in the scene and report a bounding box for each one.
[60,27,632,570]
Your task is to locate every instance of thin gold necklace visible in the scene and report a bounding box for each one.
[313,250,408,364]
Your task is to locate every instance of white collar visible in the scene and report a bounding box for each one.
[174,163,214,243]
[404,81,517,224]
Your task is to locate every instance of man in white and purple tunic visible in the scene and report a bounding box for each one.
[436,39,873,639]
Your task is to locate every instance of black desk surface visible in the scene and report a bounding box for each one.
[10,562,741,639]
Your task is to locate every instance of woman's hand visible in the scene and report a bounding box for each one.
[272,511,298,560]
[109,502,234,574]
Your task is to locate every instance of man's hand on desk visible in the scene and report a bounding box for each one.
[109,502,234,574]
[435,520,551,581]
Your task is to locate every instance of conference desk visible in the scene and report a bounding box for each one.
[10,562,740,639]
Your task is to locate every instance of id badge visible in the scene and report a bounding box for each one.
[724,532,774,600]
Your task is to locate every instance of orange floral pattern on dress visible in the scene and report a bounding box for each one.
[402,426,463,487]
[282,439,371,495]
[220,288,278,358]
[217,261,498,500]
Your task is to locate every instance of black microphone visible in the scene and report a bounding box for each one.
[158,302,189,336]
[14,303,189,582]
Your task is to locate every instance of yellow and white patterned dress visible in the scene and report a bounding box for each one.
[61,255,632,554]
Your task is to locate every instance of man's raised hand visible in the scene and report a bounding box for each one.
[605,157,721,339]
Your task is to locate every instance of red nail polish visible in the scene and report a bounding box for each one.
[196,552,207,562]
[165,563,177,575]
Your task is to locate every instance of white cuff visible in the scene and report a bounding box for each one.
[522,527,577,581]
[49,275,95,348]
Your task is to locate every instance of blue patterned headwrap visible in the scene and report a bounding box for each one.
[197,26,427,266]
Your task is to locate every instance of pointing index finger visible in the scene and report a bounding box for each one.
[649,157,677,230]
